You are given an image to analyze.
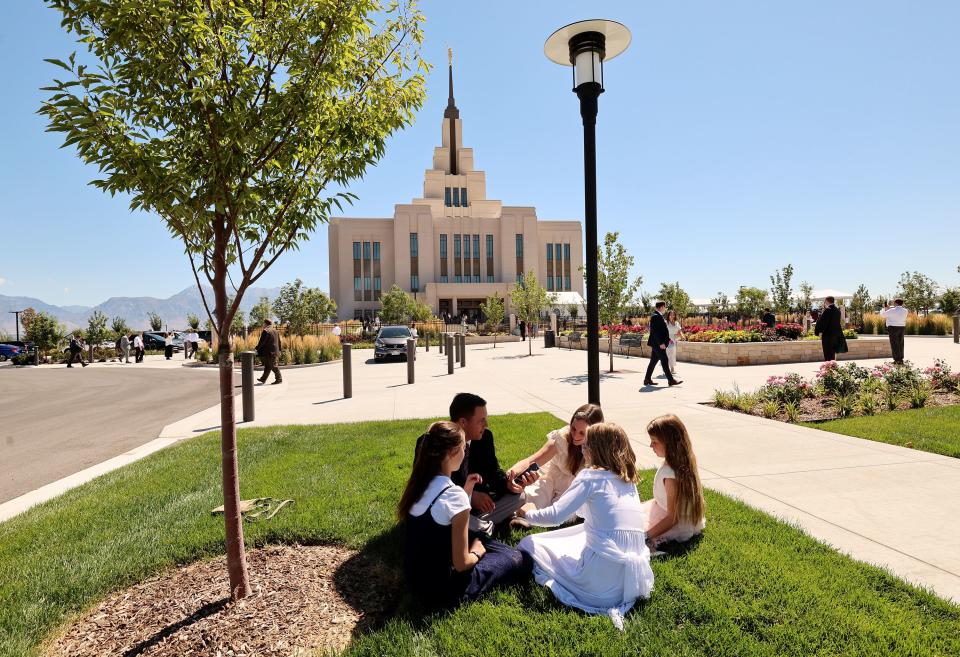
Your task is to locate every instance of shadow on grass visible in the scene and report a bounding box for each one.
[333,524,408,638]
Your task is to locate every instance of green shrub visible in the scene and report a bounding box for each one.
[832,393,854,418]
[884,384,899,411]
[858,392,878,416]
[712,389,734,409]
[784,401,800,423]
[909,383,931,409]
[762,400,780,419]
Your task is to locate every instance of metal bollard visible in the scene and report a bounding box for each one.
[454,332,461,363]
[460,333,466,368]
[88,344,94,364]
[407,338,416,384]
[343,343,353,398]
[34,348,40,366]
[241,351,255,422]
[439,333,444,354]
[447,335,454,374]
[425,331,429,352]
[954,314,959,344]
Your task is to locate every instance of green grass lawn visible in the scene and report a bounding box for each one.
[802,405,960,458]
[1,413,958,657]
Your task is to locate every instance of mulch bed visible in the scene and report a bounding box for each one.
[43,545,399,657]
[707,390,960,423]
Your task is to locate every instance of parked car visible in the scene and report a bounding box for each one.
[0,343,22,361]
[374,326,415,361]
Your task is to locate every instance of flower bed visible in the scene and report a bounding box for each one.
[711,359,960,423]
[557,334,890,366]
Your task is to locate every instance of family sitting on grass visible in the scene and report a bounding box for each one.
[398,392,706,629]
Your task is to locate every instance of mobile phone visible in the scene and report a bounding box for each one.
[513,462,540,485]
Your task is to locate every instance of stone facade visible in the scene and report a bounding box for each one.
[328,60,584,321]
[557,336,892,366]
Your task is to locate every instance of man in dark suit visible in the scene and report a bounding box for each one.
[415,392,539,536]
[66,333,87,368]
[644,301,681,386]
[761,308,777,329]
[814,296,843,361]
[255,318,282,384]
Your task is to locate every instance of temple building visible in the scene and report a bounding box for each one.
[328,52,584,321]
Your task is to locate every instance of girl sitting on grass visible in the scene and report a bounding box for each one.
[398,421,531,610]
[506,403,604,528]
[515,422,654,629]
[643,414,706,548]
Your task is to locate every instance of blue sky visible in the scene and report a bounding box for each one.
[2,1,958,307]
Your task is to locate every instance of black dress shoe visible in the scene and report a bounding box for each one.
[643,380,657,386]
[669,379,683,386]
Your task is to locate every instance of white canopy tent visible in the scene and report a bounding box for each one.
[546,291,587,317]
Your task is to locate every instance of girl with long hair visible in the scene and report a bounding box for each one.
[516,423,654,629]
[399,421,530,609]
[506,404,604,524]
[643,414,706,547]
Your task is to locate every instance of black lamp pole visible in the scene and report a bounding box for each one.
[546,20,630,407]
[10,310,23,342]
[577,82,602,405]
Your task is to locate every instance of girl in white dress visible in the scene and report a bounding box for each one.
[506,404,604,526]
[665,310,683,377]
[642,414,706,547]
[516,423,655,629]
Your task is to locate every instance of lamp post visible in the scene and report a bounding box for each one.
[545,19,631,405]
[9,310,24,342]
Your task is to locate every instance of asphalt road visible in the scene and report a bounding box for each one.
[0,366,235,503]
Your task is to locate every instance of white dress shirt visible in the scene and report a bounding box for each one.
[879,305,908,327]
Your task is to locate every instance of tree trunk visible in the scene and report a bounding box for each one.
[212,220,251,600]
[528,322,532,357]
[609,334,614,373]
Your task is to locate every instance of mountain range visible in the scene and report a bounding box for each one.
[0,285,281,334]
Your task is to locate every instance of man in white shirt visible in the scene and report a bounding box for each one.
[879,299,908,364]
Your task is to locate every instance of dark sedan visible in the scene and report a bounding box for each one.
[374,326,415,361]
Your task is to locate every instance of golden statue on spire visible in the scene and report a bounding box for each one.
[448,47,453,66]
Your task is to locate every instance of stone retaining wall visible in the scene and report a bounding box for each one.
[557,335,892,366]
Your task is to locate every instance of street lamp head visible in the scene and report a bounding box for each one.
[544,19,631,91]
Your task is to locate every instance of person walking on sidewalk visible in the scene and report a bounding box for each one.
[814,296,843,361]
[133,333,145,363]
[119,333,130,364]
[644,302,681,387]
[256,318,283,384]
[66,333,87,368]
[163,332,174,360]
[880,299,908,364]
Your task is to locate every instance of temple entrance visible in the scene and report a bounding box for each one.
[438,299,452,319]
[456,298,485,322]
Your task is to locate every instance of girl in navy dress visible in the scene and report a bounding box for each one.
[398,421,531,609]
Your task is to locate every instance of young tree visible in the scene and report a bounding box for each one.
[656,282,690,319]
[248,296,273,327]
[230,310,246,336]
[379,284,415,325]
[795,281,814,312]
[148,312,163,332]
[510,270,552,356]
[411,298,432,323]
[567,304,579,322]
[849,284,872,331]
[769,264,794,315]
[479,294,505,347]
[897,271,939,315]
[938,287,960,315]
[110,315,130,337]
[587,232,641,372]
[708,292,730,318]
[186,314,201,331]
[41,0,426,600]
[736,287,769,320]
[20,307,37,333]
[26,312,64,354]
[85,310,109,345]
[273,279,336,334]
